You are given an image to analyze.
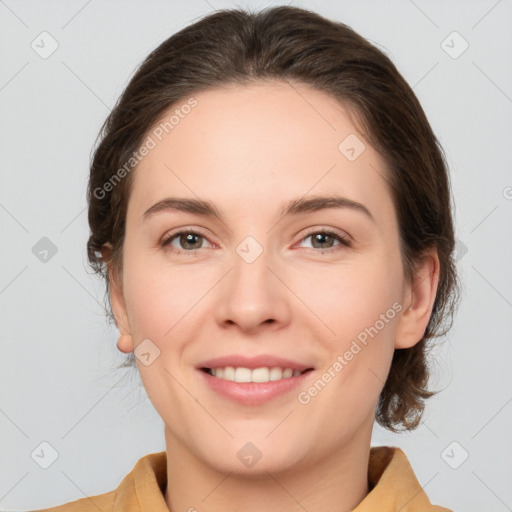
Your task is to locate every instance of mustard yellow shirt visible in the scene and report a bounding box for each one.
[33,446,452,511]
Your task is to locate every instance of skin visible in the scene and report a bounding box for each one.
[106,80,440,512]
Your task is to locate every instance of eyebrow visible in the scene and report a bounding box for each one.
[142,195,375,223]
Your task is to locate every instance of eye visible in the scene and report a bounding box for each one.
[160,230,212,255]
[297,229,352,253]
[160,228,352,256]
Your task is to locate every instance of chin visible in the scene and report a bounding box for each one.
[196,434,310,477]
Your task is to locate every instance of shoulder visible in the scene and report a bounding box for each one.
[359,446,453,512]
[31,451,167,512]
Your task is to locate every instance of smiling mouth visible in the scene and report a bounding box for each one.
[201,366,314,383]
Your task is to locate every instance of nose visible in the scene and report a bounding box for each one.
[213,242,291,334]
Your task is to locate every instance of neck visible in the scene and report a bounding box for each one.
[163,428,372,512]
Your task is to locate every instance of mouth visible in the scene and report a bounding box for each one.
[196,355,315,405]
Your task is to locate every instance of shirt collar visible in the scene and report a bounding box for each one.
[113,446,450,512]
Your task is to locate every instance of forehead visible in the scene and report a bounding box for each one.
[127,80,395,227]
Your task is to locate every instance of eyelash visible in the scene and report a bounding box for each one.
[160,228,352,256]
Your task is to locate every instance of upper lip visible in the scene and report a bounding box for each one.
[197,354,314,372]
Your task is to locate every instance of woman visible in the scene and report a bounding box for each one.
[37,5,459,511]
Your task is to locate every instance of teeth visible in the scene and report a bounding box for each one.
[269,367,283,381]
[251,367,269,383]
[223,366,235,381]
[209,366,304,383]
[234,367,252,383]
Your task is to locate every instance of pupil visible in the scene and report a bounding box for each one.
[314,233,332,248]
[182,233,201,249]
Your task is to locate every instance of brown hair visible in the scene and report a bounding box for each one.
[87,6,460,432]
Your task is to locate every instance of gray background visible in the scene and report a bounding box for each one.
[1,0,511,510]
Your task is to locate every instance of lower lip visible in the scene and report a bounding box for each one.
[198,369,313,405]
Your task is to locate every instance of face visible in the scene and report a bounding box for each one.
[110,80,432,475]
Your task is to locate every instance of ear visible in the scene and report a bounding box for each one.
[394,247,440,349]
[102,244,134,354]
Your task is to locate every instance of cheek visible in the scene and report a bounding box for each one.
[121,248,206,342]
[304,253,403,396]
[304,254,402,340]
[302,273,400,423]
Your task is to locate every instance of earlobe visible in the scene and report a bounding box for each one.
[394,248,440,349]
[102,244,134,354]
[117,333,135,353]
[111,276,135,354]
